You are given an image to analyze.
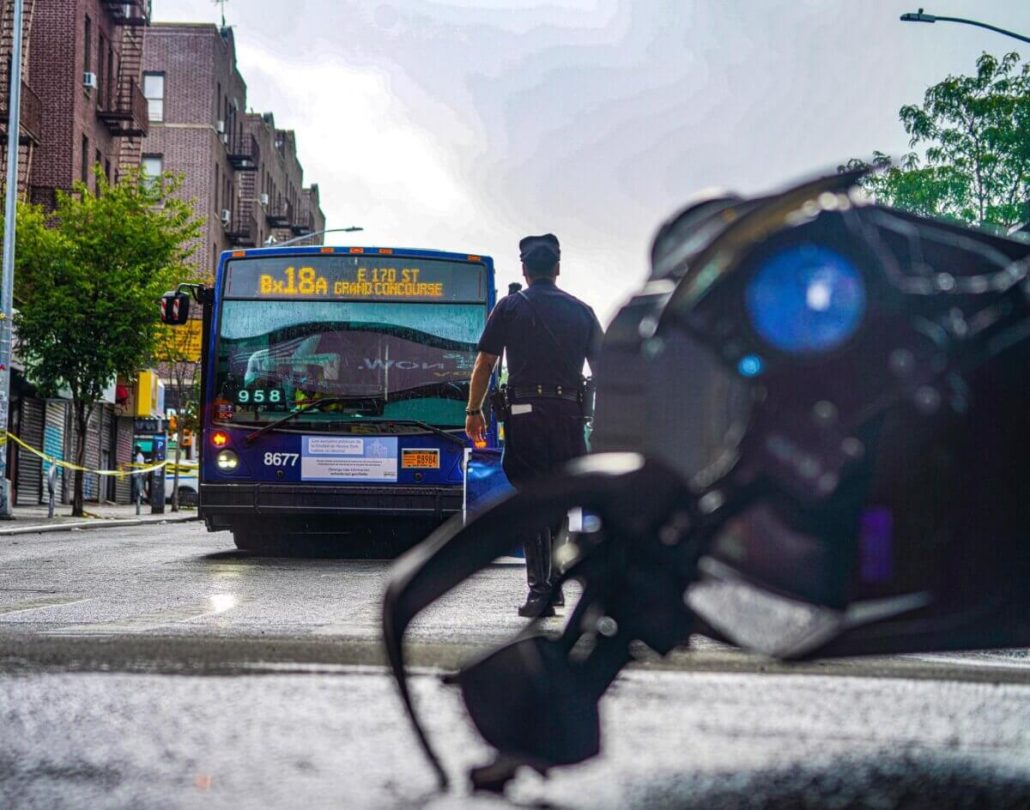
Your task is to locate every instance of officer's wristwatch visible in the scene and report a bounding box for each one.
[465,408,482,416]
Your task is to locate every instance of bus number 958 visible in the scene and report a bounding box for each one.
[264,453,299,467]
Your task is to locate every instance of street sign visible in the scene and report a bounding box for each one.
[134,417,163,434]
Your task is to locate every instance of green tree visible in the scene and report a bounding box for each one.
[844,51,1030,230]
[11,169,200,516]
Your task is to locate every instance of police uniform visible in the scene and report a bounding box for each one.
[476,234,603,615]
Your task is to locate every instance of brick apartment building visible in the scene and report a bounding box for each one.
[142,22,325,278]
[0,0,150,507]
[242,112,326,247]
[27,0,148,206]
[0,5,326,507]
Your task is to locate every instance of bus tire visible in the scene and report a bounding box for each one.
[231,530,282,554]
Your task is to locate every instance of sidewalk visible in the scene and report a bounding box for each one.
[0,501,199,536]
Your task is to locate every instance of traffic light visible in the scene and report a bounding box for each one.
[182,428,193,448]
[168,413,178,434]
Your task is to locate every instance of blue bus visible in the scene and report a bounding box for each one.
[164,245,498,552]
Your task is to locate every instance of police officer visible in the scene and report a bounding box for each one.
[131,444,146,504]
[466,233,604,617]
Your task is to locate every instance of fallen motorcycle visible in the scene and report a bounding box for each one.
[382,168,1030,792]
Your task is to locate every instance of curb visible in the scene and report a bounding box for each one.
[0,514,200,536]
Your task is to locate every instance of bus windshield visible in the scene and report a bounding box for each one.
[213,299,484,428]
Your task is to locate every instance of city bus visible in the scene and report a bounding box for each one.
[162,245,499,552]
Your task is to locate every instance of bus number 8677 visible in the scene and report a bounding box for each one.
[264,453,299,467]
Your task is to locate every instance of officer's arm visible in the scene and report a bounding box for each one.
[589,309,601,362]
[466,351,499,443]
[585,309,605,372]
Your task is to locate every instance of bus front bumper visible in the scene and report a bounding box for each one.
[199,482,464,529]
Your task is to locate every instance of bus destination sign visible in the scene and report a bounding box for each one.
[225,255,485,303]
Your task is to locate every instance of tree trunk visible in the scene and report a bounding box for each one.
[72,401,88,517]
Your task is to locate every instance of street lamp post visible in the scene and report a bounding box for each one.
[0,0,25,519]
[900,8,1030,45]
[274,226,364,248]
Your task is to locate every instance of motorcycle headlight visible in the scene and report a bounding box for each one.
[745,243,866,354]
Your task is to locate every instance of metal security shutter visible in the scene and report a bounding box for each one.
[100,405,117,502]
[44,400,67,504]
[115,415,134,504]
[15,397,44,505]
[83,407,102,501]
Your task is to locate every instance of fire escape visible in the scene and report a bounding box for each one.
[226,132,260,246]
[0,0,42,202]
[291,203,314,237]
[265,199,292,229]
[97,0,149,171]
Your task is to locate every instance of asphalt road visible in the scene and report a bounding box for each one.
[1,522,1029,808]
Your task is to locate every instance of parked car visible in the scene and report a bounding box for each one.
[164,460,199,506]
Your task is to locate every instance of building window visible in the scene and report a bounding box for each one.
[141,155,163,188]
[106,46,115,110]
[143,72,164,123]
[81,136,89,184]
[97,34,107,107]
[84,15,92,73]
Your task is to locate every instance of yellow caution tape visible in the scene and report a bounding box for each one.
[0,431,170,478]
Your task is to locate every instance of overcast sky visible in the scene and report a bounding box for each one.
[151,0,1030,323]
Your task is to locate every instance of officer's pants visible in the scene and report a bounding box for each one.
[501,398,587,597]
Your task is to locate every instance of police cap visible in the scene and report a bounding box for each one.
[519,233,561,263]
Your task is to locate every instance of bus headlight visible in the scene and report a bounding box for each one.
[216,450,239,471]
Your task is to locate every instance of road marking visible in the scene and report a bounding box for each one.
[42,595,245,636]
[903,651,1030,670]
[235,662,441,676]
[0,596,91,616]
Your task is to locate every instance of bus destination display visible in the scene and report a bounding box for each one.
[225,255,485,303]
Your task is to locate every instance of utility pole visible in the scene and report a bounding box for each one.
[0,0,24,519]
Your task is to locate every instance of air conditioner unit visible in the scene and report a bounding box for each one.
[83,72,98,90]
[221,133,229,145]
[220,209,231,225]
[259,193,269,207]
[216,120,225,134]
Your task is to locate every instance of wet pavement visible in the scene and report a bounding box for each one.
[1,521,1029,807]
[2,666,1029,808]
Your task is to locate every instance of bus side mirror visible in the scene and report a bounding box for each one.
[160,291,190,325]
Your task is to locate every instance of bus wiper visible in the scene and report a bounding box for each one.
[348,418,468,447]
[390,380,470,402]
[243,397,368,444]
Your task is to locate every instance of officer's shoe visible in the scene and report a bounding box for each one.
[518,593,555,618]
